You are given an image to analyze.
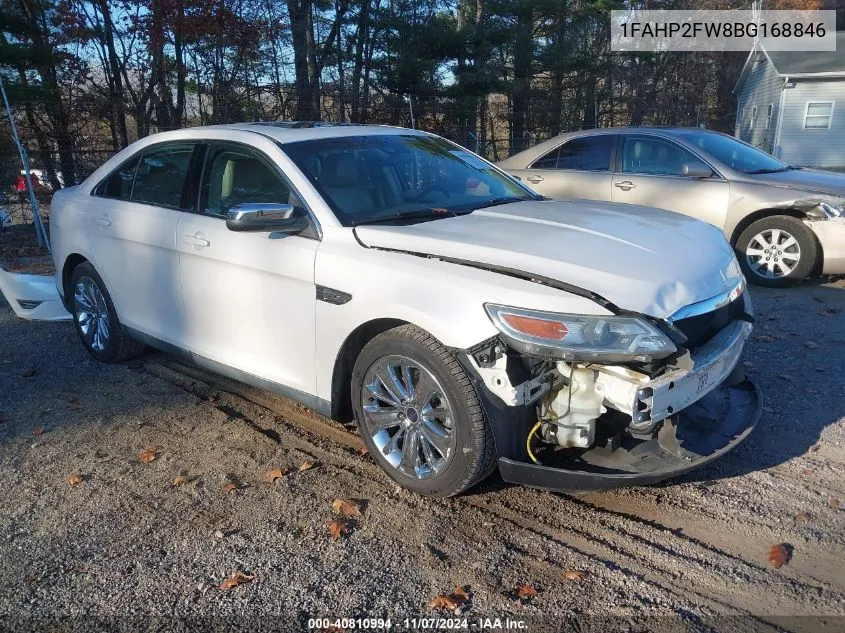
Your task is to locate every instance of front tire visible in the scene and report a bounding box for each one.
[69,262,144,362]
[735,215,818,287]
[351,325,496,497]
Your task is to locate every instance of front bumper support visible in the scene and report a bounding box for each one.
[498,374,761,493]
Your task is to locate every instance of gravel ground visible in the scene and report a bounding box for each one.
[0,278,844,633]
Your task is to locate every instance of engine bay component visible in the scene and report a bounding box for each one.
[538,364,606,449]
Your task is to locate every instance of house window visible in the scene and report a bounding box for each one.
[765,104,773,130]
[804,102,834,129]
[750,106,757,129]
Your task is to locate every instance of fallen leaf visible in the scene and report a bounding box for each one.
[298,461,316,472]
[325,518,351,541]
[810,445,820,453]
[138,447,160,464]
[768,543,791,569]
[828,498,839,509]
[800,468,815,476]
[66,473,83,486]
[264,468,289,484]
[218,570,255,591]
[804,341,818,350]
[795,512,810,523]
[358,448,369,457]
[514,584,538,599]
[222,482,239,493]
[562,569,586,581]
[32,427,44,436]
[172,476,188,487]
[332,498,363,518]
[754,335,777,342]
[453,585,471,601]
[428,594,459,610]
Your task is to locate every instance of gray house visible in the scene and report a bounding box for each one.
[734,32,845,168]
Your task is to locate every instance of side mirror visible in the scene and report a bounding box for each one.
[226,203,309,234]
[681,163,713,179]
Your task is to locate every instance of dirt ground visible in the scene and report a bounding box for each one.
[0,273,844,632]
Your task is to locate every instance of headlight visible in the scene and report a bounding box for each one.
[484,304,677,363]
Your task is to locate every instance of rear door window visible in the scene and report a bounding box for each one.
[555,136,616,171]
[530,147,560,169]
[94,155,140,200]
[131,143,195,209]
[530,136,615,171]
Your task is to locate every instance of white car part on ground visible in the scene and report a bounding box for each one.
[0,267,71,321]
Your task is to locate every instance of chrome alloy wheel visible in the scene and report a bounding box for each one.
[73,276,111,352]
[361,355,456,479]
[745,228,801,280]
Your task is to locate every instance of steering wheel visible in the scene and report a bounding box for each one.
[413,185,451,201]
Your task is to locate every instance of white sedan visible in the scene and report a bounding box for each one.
[50,123,760,497]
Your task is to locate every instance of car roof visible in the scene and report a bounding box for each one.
[174,121,428,143]
[497,127,726,166]
[537,126,722,137]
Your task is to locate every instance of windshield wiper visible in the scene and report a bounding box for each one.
[351,208,463,227]
[469,196,529,210]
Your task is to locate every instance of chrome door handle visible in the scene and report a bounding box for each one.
[183,233,210,247]
[614,181,636,191]
[526,175,544,183]
[94,217,111,227]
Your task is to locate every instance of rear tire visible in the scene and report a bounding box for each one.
[735,215,818,287]
[351,324,496,497]
[69,262,145,362]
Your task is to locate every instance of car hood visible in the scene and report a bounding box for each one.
[744,168,845,198]
[354,200,743,320]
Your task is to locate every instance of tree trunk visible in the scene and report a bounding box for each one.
[17,0,76,185]
[510,4,532,155]
[99,0,128,147]
[150,0,172,130]
[350,0,371,123]
[288,0,317,120]
[173,0,186,128]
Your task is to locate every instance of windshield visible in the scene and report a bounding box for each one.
[675,131,790,174]
[281,134,537,226]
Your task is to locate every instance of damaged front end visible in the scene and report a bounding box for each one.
[461,280,761,492]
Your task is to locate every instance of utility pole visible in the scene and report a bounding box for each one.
[0,75,50,252]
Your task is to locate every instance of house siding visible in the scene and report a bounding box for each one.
[777,78,845,168]
[735,53,783,154]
